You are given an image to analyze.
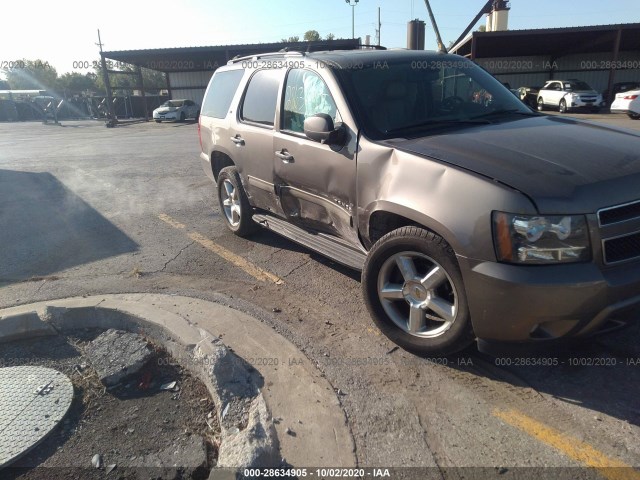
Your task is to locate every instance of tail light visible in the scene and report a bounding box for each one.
[198,114,202,149]
[624,95,638,100]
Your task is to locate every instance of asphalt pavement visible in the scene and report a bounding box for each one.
[1,115,639,476]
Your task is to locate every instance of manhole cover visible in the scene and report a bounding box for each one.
[0,366,74,468]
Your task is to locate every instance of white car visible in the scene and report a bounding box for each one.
[610,89,640,120]
[537,79,605,113]
[153,99,200,122]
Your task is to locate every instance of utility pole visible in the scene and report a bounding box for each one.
[97,29,117,127]
[423,0,447,53]
[376,7,381,46]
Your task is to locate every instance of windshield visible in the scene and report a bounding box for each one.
[162,100,184,107]
[565,81,592,91]
[334,55,534,140]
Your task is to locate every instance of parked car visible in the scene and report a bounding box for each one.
[153,99,200,122]
[198,49,640,356]
[610,89,640,119]
[603,81,640,105]
[516,86,540,109]
[537,79,605,113]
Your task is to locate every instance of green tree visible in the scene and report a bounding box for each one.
[280,35,300,43]
[304,30,321,41]
[56,72,98,95]
[93,62,166,94]
[478,25,487,32]
[325,33,336,41]
[2,59,57,91]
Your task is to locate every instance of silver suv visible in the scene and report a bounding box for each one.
[198,49,640,355]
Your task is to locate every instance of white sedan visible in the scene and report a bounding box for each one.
[610,90,640,120]
[153,99,200,122]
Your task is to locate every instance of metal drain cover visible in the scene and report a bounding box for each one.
[0,366,74,468]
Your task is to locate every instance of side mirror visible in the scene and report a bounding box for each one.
[304,113,346,146]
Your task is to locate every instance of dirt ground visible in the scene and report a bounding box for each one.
[1,330,219,479]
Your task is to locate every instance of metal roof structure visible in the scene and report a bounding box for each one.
[452,23,640,59]
[103,39,362,72]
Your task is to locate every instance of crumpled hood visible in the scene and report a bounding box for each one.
[387,115,640,213]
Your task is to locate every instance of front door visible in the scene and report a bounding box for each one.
[272,68,357,243]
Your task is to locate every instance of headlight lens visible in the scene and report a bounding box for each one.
[493,212,591,264]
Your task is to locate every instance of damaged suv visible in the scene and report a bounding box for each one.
[198,49,640,355]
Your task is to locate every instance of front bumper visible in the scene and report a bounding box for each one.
[153,112,179,120]
[568,99,605,110]
[459,256,640,344]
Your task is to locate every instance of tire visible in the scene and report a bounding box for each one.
[537,98,545,111]
[154,119,161,123]
[180,112,186,122]
[559,99,567,114]
[362,226,474,356]
[628,113,640,120]
[216,166,257,237]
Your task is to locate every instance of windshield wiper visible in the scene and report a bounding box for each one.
[385,118,490,135]
[471,109,540,119]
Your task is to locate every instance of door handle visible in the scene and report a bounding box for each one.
[275,150,294,163]
[230,136,245,146]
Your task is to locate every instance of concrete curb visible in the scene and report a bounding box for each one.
[0,294,356,469]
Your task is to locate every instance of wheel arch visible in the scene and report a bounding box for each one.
[363,202,464,255]
[210,150,236,182]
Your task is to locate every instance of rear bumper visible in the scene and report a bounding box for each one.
[458,256,640,344]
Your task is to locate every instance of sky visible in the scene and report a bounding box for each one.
[0,0,638,77]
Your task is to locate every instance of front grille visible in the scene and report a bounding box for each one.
[603,231,640,264]
[598,200,640,226]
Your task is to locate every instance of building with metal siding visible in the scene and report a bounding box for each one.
[101,39,361,106]
[453,24,640,97]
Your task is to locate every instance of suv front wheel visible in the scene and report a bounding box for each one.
[217,166,257,237]
[362,227,474,356]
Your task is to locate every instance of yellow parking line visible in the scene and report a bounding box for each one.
[188,232,284,285]
[158,213,186,229]
[157,213,283,284]
[494,409,640,480]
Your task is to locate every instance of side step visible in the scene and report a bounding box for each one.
[252,213,367,271]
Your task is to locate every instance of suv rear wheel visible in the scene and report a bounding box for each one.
[217,166,257,237]
[362,227,474,356]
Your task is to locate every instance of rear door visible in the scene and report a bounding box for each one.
[272,68,358,243]
[234,68,285,215]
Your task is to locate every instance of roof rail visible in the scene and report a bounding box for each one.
[359,44,387,50]
[228,51,305,64]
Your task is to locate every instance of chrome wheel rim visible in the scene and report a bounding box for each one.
[559,101,566,113]
[377,252,458,338]
[221,179,241,227]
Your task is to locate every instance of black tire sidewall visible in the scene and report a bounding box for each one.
[362,227,474,356]
[216,166,256,237]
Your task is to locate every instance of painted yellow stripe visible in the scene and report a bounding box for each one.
[494,409,640,480]
[158,213,186,229]
[188,232,284,285]
[158,213,283,284]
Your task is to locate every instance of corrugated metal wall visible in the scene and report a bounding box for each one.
[167,71,215,106]
[479,51,640,92]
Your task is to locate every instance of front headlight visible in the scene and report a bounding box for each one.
[493,212,591,264]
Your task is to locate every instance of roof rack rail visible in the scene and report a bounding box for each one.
[228,51,304,64]
[359,44,387,50]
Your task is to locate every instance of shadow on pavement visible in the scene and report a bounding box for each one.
[0,169,138,285]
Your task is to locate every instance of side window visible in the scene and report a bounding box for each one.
[241,69,280,127]
[282,69,340,134]
[201,69,244,119]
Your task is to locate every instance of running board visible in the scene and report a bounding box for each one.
[252,213,367,271]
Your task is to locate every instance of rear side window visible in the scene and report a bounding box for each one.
[202,69,244,119]
[241,69,280,127]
